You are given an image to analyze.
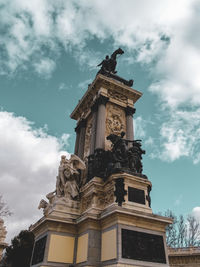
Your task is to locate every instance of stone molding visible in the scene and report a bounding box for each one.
[70,74,142,121]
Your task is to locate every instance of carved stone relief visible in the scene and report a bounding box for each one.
[84,115,92,159]
[108,88,127,104]
[104,188,114,206]
[81,194,93,212]
[81,181,115,212]
[105,102,126,150]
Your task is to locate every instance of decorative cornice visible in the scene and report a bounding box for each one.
[70,74,142,121]
[125,106,136,116]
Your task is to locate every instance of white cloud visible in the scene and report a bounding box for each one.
[149,108,200,163]
[1,0,200,164]
[192,207,200,221]
[174,195,183,207]
[134,116,155,141]
[0,0,195,77]
[0,111,69,242]
[58,83,69,91]
[34,58,56,78]
[78,79,92,91]
[134,116,146,139]
[145,136,154,146]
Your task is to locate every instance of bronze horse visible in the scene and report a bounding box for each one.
[97,48,124,74]
[109,47,124,73]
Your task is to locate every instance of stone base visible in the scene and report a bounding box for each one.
[30,173,172,267]
[30,207,171,267]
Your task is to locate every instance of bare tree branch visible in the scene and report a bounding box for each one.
[161,210,200,248]
[0,195,12,218]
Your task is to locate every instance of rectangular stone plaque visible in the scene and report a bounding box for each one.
[128,187,145,204]
[122,229,166,263]
[31,235,47,265]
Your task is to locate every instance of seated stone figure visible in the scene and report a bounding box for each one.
[38,154,86,214]
[56,154,86,200]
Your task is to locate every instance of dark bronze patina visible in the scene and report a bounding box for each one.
[31,235,47,265]
[128,187,145,204]
[114,178,127,206]
[97,48,134,87]
[87,132,146,181]
[122,229,166,263]
[146,184,152,208]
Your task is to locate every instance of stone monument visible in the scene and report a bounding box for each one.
[0,219,7,261]
[30,49,172,267]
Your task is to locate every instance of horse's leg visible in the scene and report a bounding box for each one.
[112,61,117,73]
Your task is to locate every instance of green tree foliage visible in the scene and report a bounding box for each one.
[164,210,200,248]
[1,230,34,267]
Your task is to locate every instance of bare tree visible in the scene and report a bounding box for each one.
[165,210,178,248]
[162,210,200,248]
[185,215,200,247]
[177,215,185,248]
[0,195,12,218]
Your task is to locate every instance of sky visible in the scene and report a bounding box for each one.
[1,0,200,243]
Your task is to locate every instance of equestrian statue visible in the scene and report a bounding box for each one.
[97,48,133,87]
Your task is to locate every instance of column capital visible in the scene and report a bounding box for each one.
[96,95,109,106]
[91,101,98,113]
[125,106,136,117]
[75,118,87,132]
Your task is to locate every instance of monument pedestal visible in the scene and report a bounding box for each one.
[30,66,172,266]
[30,173,172,267]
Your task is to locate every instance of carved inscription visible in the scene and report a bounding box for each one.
[128,187,145,205]
[31,235,47,265]
[122,229,166,263]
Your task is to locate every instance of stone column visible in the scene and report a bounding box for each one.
[90,102,98,155]
[125,106,136,141]
[95,95,109,150]
[77,119,87,159]
[74,125,80,155]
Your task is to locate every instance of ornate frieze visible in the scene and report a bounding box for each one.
[107,89,127,104]
[105,102,126,150]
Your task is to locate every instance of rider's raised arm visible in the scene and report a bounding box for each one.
[97,60,103,67]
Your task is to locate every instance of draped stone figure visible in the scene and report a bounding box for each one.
[38,154,86,214]
[56,155,86,200]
